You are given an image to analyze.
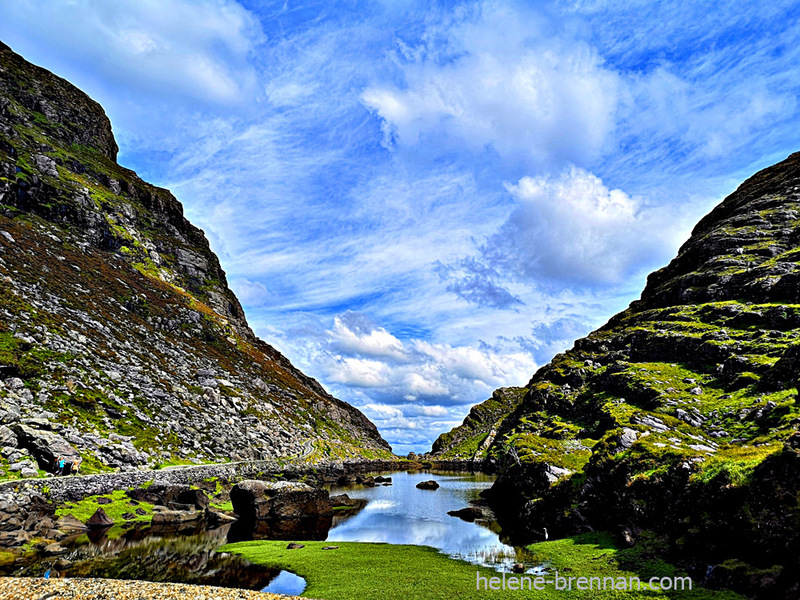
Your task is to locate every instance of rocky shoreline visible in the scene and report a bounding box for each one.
[0,457,472,561]
[0,577,301,599]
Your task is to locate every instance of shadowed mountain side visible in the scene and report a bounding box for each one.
[431,153,800,599]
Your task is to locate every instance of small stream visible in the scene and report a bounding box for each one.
[3,470,537,593]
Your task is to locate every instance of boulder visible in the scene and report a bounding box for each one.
[208,511,237,525]
[374,475,392,483]
[43,542,67,556]
[176,488,210,510]
[286,542,304,549]
[416,480,440,490]
[85,507,113,529]
[447,507,484,522]
[0,530,29,548]
[230,480,332,522]
[0,425,17,448]
[10,423,79,470]
[150,510,202,525]
[330,493,358,508]
[128,483,191,506]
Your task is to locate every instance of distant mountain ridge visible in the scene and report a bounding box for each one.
[0,41,391,478]
[430,386,524,461]
[432,153,800,598]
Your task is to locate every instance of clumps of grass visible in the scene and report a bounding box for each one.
[55,489,154,523]
[691,442,782,486]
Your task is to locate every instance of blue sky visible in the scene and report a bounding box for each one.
[3,0,800,454]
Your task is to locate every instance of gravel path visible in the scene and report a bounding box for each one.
[0,578,305,600]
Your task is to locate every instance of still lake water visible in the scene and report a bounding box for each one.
[327,470,528,570]
[3,469,537,594]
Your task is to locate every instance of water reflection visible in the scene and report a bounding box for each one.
[5,522,280,590]
[262,570,307,595]
[2,469,537,587]
[227,514,333,543]
[327,470,533,571]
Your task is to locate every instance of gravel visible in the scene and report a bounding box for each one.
[0,578,304,600]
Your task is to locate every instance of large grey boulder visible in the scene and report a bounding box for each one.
[10,423,79,470]
[0,425,17,448]
[230,480,332,522]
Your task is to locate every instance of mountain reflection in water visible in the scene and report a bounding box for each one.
[327,470,533,571]
[6,522,280,590]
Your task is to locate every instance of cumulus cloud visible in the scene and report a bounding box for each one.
[260,311,536,451]
[317,314,535,404]
[330,313,408,361]
[361,3,619,168]
[438,167,683,307]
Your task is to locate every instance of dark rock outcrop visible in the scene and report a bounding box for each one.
[85,507,113,529]
[415,480,439,490]
[430,152,800,599]
[11,423,78,470]
[230,479,332,522]
[329,493,357,507]
[446,506,484,522]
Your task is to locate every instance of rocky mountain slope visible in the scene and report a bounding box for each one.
[430,387,524,461]
[0,41,391,479]
[433,153,800,598]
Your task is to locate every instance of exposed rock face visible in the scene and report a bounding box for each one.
[0,41,391,476]
[230,479,332,522]
[433,153,800,598]
[11,423,79,469]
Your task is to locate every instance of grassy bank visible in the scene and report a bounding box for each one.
[222,533,743,599]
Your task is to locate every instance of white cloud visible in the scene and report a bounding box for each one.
[328,357,392,388]
[437,166,689,307]
[316,314,536,404]
[498,167,649,283]
[361,3,619,168]
[330,314,407,361]
[404,371,451,398]
[259,311,537,450]
[0,0,263,106]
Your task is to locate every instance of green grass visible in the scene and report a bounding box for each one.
[55,489,154,523]
[0,550,14,567]
[210,499,234,512]
[222,534,743,599]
